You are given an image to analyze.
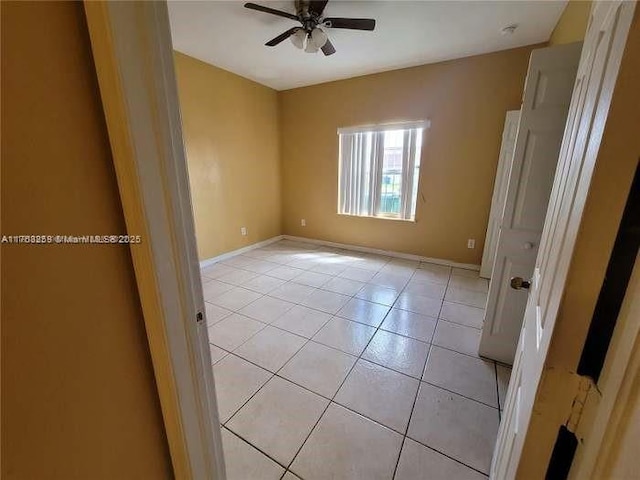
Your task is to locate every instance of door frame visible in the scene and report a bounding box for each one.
[570,251,640,478]
[84,2,225,479]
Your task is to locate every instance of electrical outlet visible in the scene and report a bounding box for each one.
[467,239,476,249]
[240,227,247,236]
[301,219,306,227]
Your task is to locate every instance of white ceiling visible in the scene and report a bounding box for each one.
[168,0,566,91]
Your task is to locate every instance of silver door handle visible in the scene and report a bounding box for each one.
[510,277,531,290]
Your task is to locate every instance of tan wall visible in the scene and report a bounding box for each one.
[1,2,172,478]
[518,7,640,478]
[549,0,591,45]
[174,52,282,261]
[278,45,539,264]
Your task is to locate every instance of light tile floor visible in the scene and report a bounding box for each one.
[202,240,512,480]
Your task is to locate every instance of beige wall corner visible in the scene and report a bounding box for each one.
[549,0,592,45]
[174,52,282,260]
[517,6,640,478]
[279,44,540,264]
[1,2,172,478]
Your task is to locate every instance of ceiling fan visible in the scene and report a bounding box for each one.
[244,0,376,56]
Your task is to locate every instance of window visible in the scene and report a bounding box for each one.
[337,121,427,221]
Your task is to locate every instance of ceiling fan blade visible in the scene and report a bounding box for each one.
[309,0,329,16]
[324,17,376,31]
[265,27,301,46]
[321,38,336,56]
[244,3,299,21]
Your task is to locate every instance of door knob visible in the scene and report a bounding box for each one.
[510,277,531,290]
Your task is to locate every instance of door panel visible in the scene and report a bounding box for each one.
[532,66,583,110]
[490,247,537,335]
[490,2,636,478]
[480,43,582,364]
[512,129,566,230]
[480,111,520,279]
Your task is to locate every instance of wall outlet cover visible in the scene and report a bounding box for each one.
[241,227,247,236]
[301,219,306,227]
[467,239,476,249]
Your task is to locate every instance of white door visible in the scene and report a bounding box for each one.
[480,110,521,279]
[491,2,636,479]
[479,42,582,364]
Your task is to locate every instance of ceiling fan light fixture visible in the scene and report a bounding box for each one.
[305,34,319,53]
[311,27,328,48]
[290,28,306,49]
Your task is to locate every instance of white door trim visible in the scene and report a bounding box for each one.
[84,2,225,479]
[570,252,640,478]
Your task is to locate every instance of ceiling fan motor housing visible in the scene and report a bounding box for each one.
[295,0,316,21]
[296,1,322,33]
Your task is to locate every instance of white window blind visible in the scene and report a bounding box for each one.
[338,121,427,220]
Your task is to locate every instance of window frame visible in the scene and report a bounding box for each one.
[337,120,429,222]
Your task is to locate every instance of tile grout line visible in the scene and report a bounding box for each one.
[207,270,455,349]
[206,249,483,319]
[281,256,428,476]
[220,350,426,462]
[416,379,500,410]
[220,318,323,429]
[210,251,470,361]
[390,267,451,480]
[211,266,485,312]
[206,298,485,347]
[207,280,486,331]
[211,248,435,364]
[282,260,453,476]
[207,251,433,367]
[205,243,491,479]
[391,266,493,479]
[283,282,399,472]
[214,341,502,414]
[221,425,290,472]
[217,245,407,476]
[207,247,481,297]
[400,435,491,478]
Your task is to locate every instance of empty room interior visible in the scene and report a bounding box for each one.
[3,0,640,479]
[168,0,624,478]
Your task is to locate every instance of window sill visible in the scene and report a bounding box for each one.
[337,213,416,223]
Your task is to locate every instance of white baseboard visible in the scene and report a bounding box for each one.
[283,235,480,271]
[199,233,480,271]
[199,235,284,269]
